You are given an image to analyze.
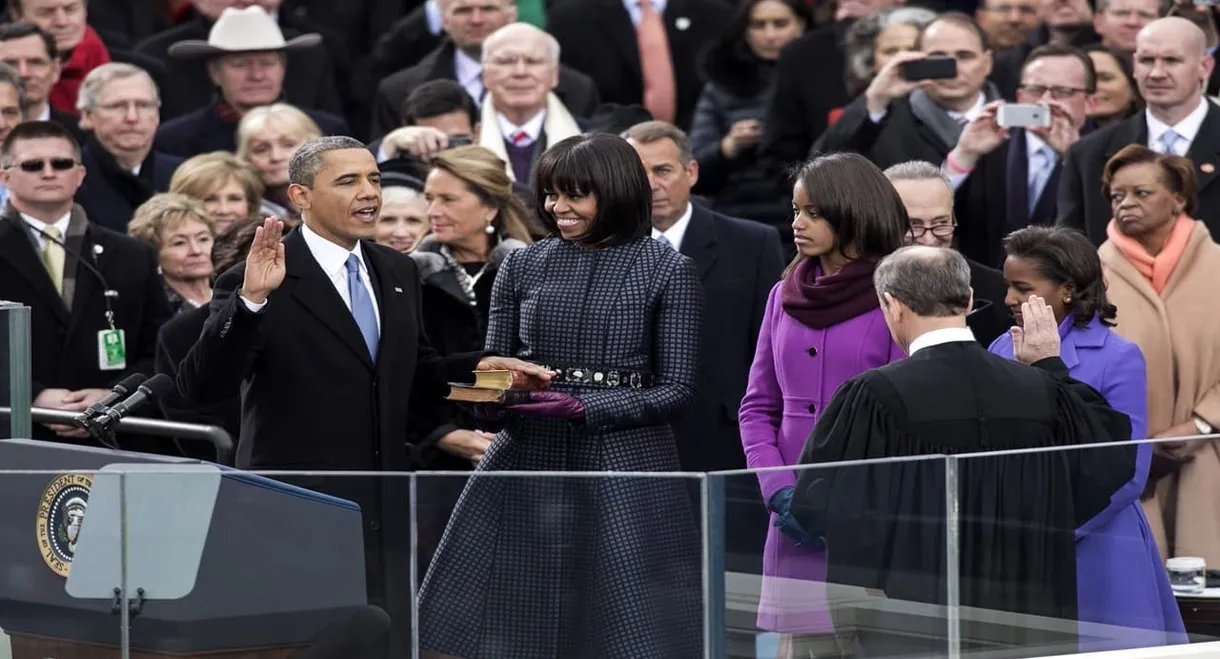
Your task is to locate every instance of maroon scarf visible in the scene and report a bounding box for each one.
[781,257,881,330]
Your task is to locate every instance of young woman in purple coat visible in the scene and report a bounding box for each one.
[988,225,1185,650]
[738,152,907,650]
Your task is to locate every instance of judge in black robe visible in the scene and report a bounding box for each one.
[788,245,1136,656]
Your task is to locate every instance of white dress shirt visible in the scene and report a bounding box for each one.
[497,110,547,147]
[425,0,443,35]
[241,223,381,332]
[1147,97,1209,156]
[651,201,693,249]
[454,48,484,105]
[21,211,71,251]
[908,326,976,355]
[623,0,668,25]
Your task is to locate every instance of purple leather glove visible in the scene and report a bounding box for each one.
[505,391,585,420]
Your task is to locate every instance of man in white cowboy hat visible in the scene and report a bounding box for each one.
[134,2,344,122]
[148,6,348,159]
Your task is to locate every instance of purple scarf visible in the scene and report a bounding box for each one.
[781,257,881,330]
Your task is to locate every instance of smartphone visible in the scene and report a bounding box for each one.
[447,134,474,147]
[900,57,957,81]
[997,103,1052,129]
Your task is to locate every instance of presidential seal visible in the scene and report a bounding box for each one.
[36,473,92,577]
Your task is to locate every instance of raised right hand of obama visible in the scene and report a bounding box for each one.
[240,218,287,305]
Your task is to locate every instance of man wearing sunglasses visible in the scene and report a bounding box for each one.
[885,159,1013,348]
[0,120,172,445]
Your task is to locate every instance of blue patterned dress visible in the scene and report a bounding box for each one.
[418,236,706,659]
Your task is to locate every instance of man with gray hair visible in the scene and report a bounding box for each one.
[788,244,1137,655]
[368,0,599,141]
[476,22,586,182]
[884,159,1011,346]
[74,62,182,231]
[177,135,550,656]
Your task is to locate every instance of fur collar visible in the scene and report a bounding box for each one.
[409,236,527,279]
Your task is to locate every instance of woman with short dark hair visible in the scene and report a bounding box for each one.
[739,152,906,652]
[1100,144,1220,581]
[988,224,1183,644]
[418,133,705,658]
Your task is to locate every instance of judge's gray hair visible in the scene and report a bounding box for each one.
[874,245,972,317]
[289,135,367,187]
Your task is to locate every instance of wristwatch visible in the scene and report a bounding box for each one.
[1194,415,1214,435]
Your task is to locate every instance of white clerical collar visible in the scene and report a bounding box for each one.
[651,202,692,249]
[908,326,976,355]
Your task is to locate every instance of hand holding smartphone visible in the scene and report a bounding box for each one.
[996,104,1052,129]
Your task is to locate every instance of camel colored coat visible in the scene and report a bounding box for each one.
[1101,221,1220,564]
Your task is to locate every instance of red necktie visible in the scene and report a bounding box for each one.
[637,0,676,124]
[511,130,529,145]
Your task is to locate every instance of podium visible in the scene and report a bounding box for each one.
[0,439,368,658]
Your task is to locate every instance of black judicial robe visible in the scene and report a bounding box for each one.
[791,341,1135,650]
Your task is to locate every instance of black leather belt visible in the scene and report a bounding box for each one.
[542,365,654,389]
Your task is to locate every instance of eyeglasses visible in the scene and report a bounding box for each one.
[11,158,77,173]
[95,100,160,117]
[907,223,957,238]
[1017,84,1088,100]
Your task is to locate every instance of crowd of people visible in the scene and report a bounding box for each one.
[3,0,1220,656]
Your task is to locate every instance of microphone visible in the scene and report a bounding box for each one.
[23,221,117,300]
[94,374,176,431]
[77,373,148,422]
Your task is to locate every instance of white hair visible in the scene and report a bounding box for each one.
[76,62,159,112]
[481,22,560,67]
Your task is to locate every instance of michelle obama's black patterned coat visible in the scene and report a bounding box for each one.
[418,236,706,659]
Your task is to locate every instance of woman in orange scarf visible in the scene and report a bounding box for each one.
[1100,143,1220,565]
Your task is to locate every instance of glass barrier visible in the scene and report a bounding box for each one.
[0,468,122,658]
[5,435,1220,658]
[951,436,1217,658]
[709,457,956,659]
[413,469,708,658]
[0,301,31,439]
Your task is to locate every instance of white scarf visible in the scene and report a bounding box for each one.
[478,92,583,181]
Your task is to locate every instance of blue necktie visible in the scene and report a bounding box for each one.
[1028,146,1053,216]
[655,234,673,249]
[345,254,379,360]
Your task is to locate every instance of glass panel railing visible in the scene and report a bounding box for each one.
[414,469,708,658]
[0,468,122,657]
[709,457,956,659]
[0,301,31,439]
[952,436,1216,657]
[13,433,1220,658]
[130,468,398,658]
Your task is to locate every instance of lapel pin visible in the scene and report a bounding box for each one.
[394,286,403,293]
[1203,163,1216,174]
[92,244,104,256]
[676,16,691,30]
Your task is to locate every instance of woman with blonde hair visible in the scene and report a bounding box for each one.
[128,193,216,314]
[411,145,535,572]
[169,151,265,234]
[236,103,322,219]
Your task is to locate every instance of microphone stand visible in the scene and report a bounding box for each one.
[79,413,120,451]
